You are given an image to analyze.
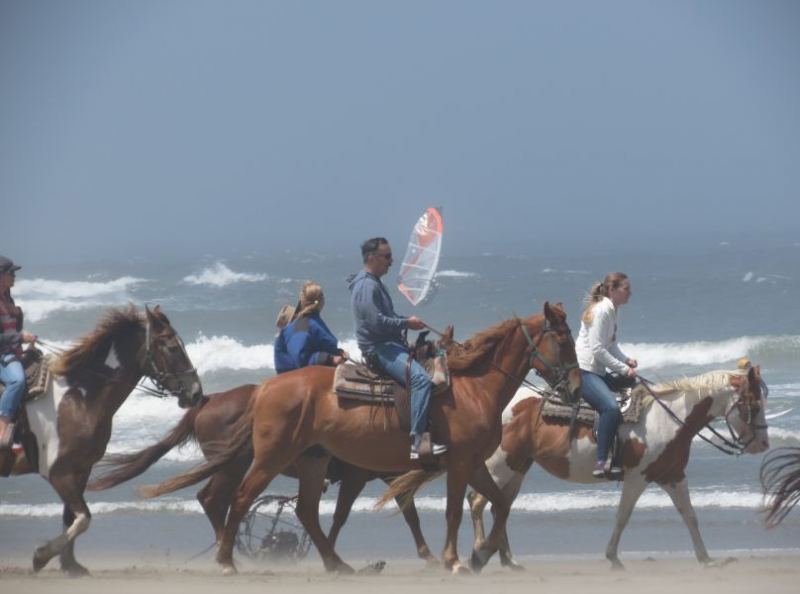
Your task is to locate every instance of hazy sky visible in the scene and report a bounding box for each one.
[2,1,798,264]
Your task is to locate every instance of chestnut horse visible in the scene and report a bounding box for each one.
[141,302,581,574]
[88,383,438,563]
[0,306,203,575]
[468,365,769,570]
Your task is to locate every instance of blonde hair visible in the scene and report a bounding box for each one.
[581,272,628,324]
[293,281,325,319]
[275,304,296,329]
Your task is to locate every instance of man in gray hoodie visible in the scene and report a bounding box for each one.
[347,237,447,460]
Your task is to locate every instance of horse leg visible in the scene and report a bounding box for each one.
[605,476,647,570]
[466,463,512,572]
[494,472,526,570]
[58,505,90,577]
[328,465,367,548]
[442,466,471,575]
[467,489,489,555]
[660,479,712,565]
[198,456,250,544]
[383,476,438,564]
[34,471,91,575]
[294,454,354,574]
[216,458,287,575]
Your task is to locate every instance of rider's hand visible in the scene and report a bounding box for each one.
[406,316,426,331]
[625,367,637,378]
[626,358,638,369]
[21,331,37,344]
[339,350,350,361]
[332,355,346,365]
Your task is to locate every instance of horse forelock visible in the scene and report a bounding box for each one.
[51,306,144,378]
[446,317,528,373]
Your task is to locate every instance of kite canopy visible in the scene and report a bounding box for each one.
[398,207,443,306]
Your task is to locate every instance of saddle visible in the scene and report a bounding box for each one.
[0,346,53,404]
[333,338,450,435]
[541,383,648,426]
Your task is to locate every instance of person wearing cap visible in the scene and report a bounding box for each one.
[273,281,348,374]
[0,256,37,450]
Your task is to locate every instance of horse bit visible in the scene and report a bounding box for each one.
[140,316,198,398]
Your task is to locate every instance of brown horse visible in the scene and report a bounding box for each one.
[88,383,438,563]
[761,446,800,527]
[141,302,581,575]
[0,305,203,575]
[467,365,769,570]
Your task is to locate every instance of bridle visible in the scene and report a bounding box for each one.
[640,374,768,456]
[515,316,579,401]
[140,316,199,399]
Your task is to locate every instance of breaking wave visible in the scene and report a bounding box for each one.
[182,262,268,287]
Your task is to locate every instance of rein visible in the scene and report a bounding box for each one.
[423,319,574,398]
[638,376,750,457]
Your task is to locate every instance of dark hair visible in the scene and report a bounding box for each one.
[361,237,389,263]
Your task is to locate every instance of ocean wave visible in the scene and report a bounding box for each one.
[15,277,146,322]
[624,335,800,371]
[183,336,365,374]
[182,262,268,287]
[436,270,478,278]
[1,488,769,519]
[767,427,800,445]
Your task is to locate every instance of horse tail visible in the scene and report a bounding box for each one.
[138,398,255,499]
[761,446,800,528]
[375,469,444,511]
[87,398,207,492]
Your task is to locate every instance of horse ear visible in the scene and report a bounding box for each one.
[543,301,556,322]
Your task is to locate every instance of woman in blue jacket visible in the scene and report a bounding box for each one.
[274,282,348,374]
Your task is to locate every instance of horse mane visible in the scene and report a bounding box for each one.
[648,369,745,399]
[446,318,520,373]
[50,305,143,378]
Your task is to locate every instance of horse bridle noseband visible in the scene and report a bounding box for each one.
[141,317,198,398]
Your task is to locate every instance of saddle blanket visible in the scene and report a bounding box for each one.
[0,349,53,403]
[542,385,649,426]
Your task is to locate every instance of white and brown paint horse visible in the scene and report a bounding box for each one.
[468,365,768,570]
[0,305,202,575]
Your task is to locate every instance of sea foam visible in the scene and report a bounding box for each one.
[15,276,146,322]
[182,262,268,287]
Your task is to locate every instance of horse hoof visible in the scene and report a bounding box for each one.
[451,562,472,576]
[469,550,487,573]
[64,563,91,578]
[221,564,238,576]
[609,560,625,571]
[335,563,355,575]
[33,547,51,572]
[503,560,526,572]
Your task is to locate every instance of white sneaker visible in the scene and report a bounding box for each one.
[410,441,448,459]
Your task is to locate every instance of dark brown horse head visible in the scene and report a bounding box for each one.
[143,305,203,408]
[523,301,582,404]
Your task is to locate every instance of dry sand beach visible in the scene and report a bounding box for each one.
[2,556,799,594]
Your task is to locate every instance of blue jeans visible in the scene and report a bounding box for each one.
[580,370,622,464]
[372,342,432,436]
[0,354,25,420]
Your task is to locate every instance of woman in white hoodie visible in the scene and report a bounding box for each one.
[575,272,638,479]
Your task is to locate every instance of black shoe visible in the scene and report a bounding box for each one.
[607,465,624,480]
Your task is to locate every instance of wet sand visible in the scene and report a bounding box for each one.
[2,555,798,594]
